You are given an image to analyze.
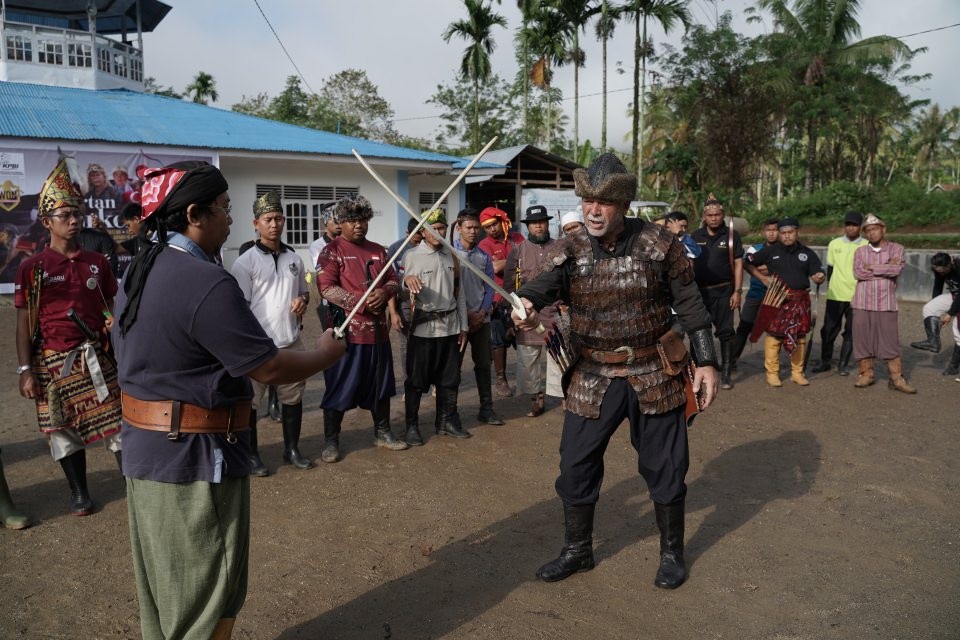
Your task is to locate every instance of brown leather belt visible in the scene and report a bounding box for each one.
[581,344,659,365]
[121,392,251,443]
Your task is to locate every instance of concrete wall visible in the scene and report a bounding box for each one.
[806,246,942,302]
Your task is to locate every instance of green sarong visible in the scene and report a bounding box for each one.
[127,476,249,640]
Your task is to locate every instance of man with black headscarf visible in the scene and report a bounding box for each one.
[114,162,345,640]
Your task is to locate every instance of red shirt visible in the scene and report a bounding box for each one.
[15,247,117,352]
[479,231,524,303]
[317,237,398,344]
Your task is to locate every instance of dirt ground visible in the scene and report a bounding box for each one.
[1,300,958,640]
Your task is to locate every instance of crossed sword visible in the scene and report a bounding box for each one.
[332,137,545,340]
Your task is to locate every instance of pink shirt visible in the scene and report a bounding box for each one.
[852,241,904,312]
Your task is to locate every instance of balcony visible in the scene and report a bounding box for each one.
[1,20,144,91]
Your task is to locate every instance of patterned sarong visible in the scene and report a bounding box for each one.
[765,290,811,354]
[33,343,122,444]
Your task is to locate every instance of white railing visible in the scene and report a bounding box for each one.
[1,20,143,83]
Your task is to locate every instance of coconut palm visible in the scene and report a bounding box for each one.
[185,71,218,105]
[443,0,508,152]
[517,0,539,136]
[595,1,622,152]
[620,0,693,192]
[551,0,601,159]
[518,5,570,148]
[913,104,960,191]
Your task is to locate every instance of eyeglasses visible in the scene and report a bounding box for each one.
[45,211,84,221]
[210,203,233,216]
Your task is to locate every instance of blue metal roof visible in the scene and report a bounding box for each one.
[0,81,496,167]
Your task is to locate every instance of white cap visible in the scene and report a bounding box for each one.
[560,210,583,227]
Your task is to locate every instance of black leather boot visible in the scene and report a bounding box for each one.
[248,410,269,477]
[476,370,504,425]
[836,339,853,376]
[267,385,282,422]
[58,451,94,516]
[404,390,424,446]
[281,403,313,470]
[943,345,960,376]
[372,399,408,451]
[536,503,595,582]
[437,388,471,439]
[811,341,833,373]
[654,500,686,589]
[321,409,343,463]
[910,316,942,353]
[720,341,733,389]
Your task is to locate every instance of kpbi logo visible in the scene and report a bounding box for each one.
[0,152,25,175]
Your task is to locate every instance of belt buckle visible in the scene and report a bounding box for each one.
[614,346,636,364]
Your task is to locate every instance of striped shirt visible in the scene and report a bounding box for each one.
[851,241,904,312]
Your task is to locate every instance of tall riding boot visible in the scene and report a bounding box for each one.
[836,339,854,376]
[281,403,313,470]
[476,366,504,425]
[886,357,917,394]
[811,340,834,373]
[854,358,875,387]
[536,503,596,582]
[654,500,687,589]
[720,340,734,389]
[764,336,783,387]
[790,338,810,386]
[58,450,94,516]
[372,399,408,451]
[0,452,31,529]
[267,385,282,422]
[731,325,751,371]
[248,410,268,477]
[321,409,344,463]
[437,388,471,439]
[404,390,424,446]
[910,316,942,353]
[493,347,513,397]
[943,345,960,376]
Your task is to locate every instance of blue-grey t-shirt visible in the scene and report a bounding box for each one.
[114,243,278,483]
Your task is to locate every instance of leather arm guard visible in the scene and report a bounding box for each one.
[688,327,719,368]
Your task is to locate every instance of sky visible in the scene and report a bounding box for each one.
[142,0,960,152]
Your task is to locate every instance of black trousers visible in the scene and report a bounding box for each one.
[556,378,689,506]
[819,300,853,349]
[699,284,735,342]
[460,323,494,414]
[406,334,462,394]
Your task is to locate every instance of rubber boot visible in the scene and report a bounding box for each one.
[910,316,942,353]
[854,358,875,387]
[526,392,545,418]
[811,340,833,374]
[493,347,513,397]
[437,388,471,439]
[0,452,31,529]
[654,500,687,589]
[372,399,408,451]
[404,390,424,446]
[886,357,917,394]
[720,340,734,389]
[836,339,853,376]
[321,409,343,463]
[58,450,94,516]
[267,385,282,422]
[764,336,783,387]
[281,403,313,469]
[943,345,960,376]
[248,410,269,477]
[790,338,810,386]
[536,503,595,582]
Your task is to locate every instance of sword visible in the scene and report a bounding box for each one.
[333,137,499,339]
[352,146,546,335]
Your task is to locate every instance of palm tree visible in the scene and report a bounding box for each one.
[517,0,539,137]
[519,5,570,148]
[594,1,621,152]
[443,0,508,152]
[754,0,912,193]
[913,104,960,191]
[620,1,692,194]
[185,71,218,105]
[551,0,601,159]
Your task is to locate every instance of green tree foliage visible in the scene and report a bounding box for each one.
[143,76,183,99]
[185,71,218,105]
[428,74,523,155]
[319,69,399,142]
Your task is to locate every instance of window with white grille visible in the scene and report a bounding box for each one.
[6,36,32,61]
[418,192,448,214]
[67,43,92,68]
[256,184,360,247]
[97,48,110,72]
[112,53,127,78]
[37,40,63,65]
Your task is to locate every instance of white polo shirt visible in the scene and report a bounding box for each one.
[231,241,308,348]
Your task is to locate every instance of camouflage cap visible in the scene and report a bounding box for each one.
[253,191,282,218]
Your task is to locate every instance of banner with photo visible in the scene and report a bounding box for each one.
[0,147,213,292]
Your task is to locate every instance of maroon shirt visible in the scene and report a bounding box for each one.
[15,247,116,352]
[479,231,524,304]
[317,236,398,344]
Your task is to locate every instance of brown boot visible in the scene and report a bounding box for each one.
[854,358,875,388]
[764,336,782,387]
[790,338,810,386]
[886,357,917,394]
[493,347,513,397]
